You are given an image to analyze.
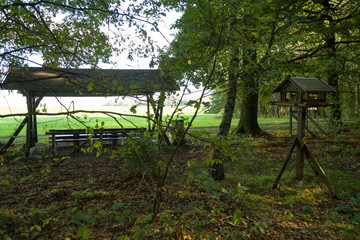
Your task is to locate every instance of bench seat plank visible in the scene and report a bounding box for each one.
[46,128,146,157]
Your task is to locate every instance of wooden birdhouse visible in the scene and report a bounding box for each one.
[270,75,338,194]
[271,75,335,107]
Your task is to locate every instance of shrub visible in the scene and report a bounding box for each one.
[115,135,160,177]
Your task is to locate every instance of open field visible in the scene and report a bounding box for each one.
[0,113,290,138]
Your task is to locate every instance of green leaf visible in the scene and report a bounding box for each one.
[87,82,94,92]
[130,105,137,114]
[133,226,143,240]
[230,210,242,226]
[122,209,132,216]
[76,225,90,239]
[164,219,174,226]
[30,225,41,231]
[336,204,350,211]
[72,214,86,224]
[112,203,124,210]
[353,213,360,223]
[209,233,218,240]
[115,215,125,224]
[144,130,151,137]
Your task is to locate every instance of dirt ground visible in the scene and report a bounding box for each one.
[0,130,359,239]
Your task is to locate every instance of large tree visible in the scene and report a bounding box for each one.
[158,0,237,180]
[284,0,360,125]
[233,0,309,134]
[0,0,169,74]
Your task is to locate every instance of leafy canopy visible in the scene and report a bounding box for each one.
[0,0,172,77]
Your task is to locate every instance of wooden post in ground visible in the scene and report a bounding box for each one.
[25,91,36,157]
[289,108,293,135]
[273,138,297,189]
[146,95,151,132]
[295,107,306,181]
[0,96,43,155]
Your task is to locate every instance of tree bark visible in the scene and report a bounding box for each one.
[322,0,342,126]
[235,13,263,135]
[211,0,239,181]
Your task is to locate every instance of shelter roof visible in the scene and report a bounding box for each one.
[0,67,177,97]
[272,75,335,93]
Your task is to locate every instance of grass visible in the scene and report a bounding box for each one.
[0,114,290,138]
[0,116,359,239]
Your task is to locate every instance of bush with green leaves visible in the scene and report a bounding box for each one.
[114,134,160,177]
[336,193,360,223]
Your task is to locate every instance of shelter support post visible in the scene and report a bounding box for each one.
[157,91,171,146]
[25,91,39,157]
[0,95,43,156]
[146,95,151,132]
[147,93,171,146]
[289,108,293,134]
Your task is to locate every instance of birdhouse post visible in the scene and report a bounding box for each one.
[270,75,337,193]
[296,107,306,181]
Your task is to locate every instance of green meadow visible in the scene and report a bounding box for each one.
[0,114,290,138]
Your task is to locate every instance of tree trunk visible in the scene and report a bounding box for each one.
[236,89,263,134]
[324,30,342,126]
[327,69,342,126]
[211,0,239,181]
[322,1,342,126]
[234,19,263,135]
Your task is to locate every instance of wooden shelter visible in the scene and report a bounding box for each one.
[0,67,177,156]
[270,75,337,195]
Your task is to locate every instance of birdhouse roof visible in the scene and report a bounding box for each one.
[272,76,335,94]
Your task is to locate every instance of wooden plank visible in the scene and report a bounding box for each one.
[289,108,293,134]
[25,91,34,157]
[51,132,57,157]
[269,101,339,108]
[47,128,146,157]
[296,107,306,181]
[303,143,336,196]
[273,138,297,189]
[0,95,45,156]
[292,111,316,137]
[46,128,145,135]
[305,112,327,135]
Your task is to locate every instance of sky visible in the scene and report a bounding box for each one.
[0,7,183,109]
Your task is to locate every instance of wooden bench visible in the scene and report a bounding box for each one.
[46,128,146,157]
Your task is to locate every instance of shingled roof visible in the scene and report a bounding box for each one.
[272,75,335,93]
[0,67,177,97]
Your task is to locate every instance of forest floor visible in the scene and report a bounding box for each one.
[0,127,359,239]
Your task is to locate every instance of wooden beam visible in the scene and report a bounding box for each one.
[305,112,327,135]
[0,96,43,155]
[25,91,34,157]
[303,143,336,196]
[289,108,292,134]
[296,107,306,181]
[272,138,297,189]
[269,101,339,108]
[146,95,151,132]
[292,112,316,137]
